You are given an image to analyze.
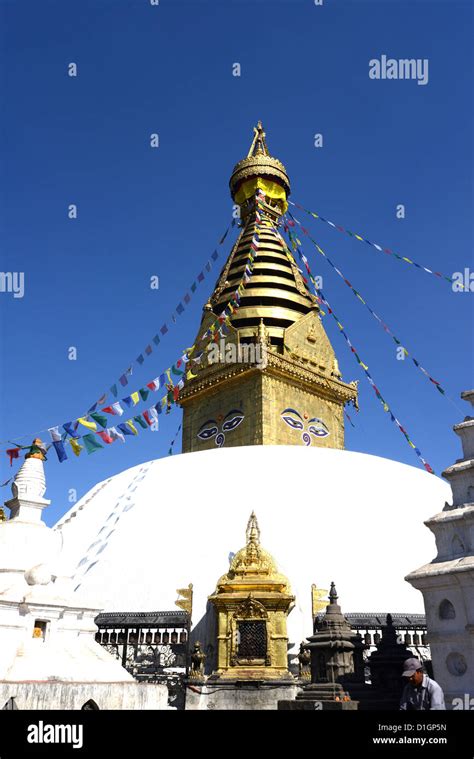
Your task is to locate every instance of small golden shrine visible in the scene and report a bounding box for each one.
[208,512,295,681]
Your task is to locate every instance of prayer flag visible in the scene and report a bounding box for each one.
[83,434,103,454]
[109,427,125,444]
[97,430,114,444]
[90,412,108,429]
[63,422,80,439]
[6,448,21,466]
[69,438,83,456]
[102,403,123,416]
[139,388,149,402]
[78,417,97,431]
[126,420,138,435]
[117,423,135,436]
[48,426,62,442]
[133,415,148,430]
[52,440,68,463]
[147,378,160,391]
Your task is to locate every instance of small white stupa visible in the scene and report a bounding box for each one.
[0,441,168,710]
[407,390,474,707]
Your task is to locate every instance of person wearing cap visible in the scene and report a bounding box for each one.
[399,657,446,710]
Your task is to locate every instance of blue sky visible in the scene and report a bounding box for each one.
[0,0,472,526]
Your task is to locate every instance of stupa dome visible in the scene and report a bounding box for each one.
[54,446,450,655]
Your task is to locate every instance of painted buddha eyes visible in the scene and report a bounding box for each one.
[222,411,244,432]
[197,424,219,440]
[281,408,329,444]
[308,420,329,437]
[197,410,244,447]
[281,413,304,430]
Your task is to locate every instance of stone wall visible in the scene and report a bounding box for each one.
[0,681,169,710]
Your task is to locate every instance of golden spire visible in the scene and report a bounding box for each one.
[225,512,279,578]
[178,122,359,455]
[229,121,291,212]
[246,510,260,543]
[247,120,269,157]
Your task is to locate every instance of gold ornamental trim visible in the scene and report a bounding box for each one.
[179,351,358,407]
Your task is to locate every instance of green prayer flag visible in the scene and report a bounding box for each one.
[133,415,148,430]
[90,411,108,429]
[83,434,104,454]
[190,282,197,293]
[139,388,150,402]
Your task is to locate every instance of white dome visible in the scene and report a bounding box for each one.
[54,446,450,652]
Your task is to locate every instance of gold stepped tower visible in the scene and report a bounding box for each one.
[179,122,358,452]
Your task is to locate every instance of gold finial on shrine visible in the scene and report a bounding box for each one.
[246,511,260,545]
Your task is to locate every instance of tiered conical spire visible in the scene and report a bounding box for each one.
[211,122,318,348]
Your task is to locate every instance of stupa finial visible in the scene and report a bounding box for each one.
[247,120,268,158]
[246,511,261,546]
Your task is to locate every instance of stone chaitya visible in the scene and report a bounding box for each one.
[406,389,474,707]
[0,445,168,710]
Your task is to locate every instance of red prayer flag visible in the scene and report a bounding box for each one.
[6,448,21,466]
[97,430,114,444]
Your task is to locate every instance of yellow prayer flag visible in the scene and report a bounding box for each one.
[77,417,97,431]
[126,420,138,435]
[69,438,83,456]
[355,234,364,241]
[131,392,139,405]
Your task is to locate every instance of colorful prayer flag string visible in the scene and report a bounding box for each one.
[289,200,464,289]
[272,221,435,474]
[167,423,182,456]
[85,220,236,410]
[1,201,264,470]
[285,211,447,398]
